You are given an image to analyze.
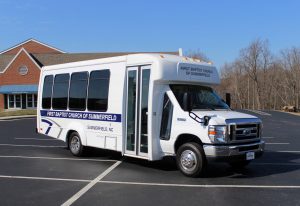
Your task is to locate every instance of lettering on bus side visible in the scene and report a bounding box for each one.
[87,125,114,132]
[40,110,121,122]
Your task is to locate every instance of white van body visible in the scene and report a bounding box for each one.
[37,54,264,176]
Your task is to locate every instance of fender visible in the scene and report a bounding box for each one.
[174,133,203,153]
[65,122,87,146]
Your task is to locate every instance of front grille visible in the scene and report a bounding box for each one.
[229,123,260,142]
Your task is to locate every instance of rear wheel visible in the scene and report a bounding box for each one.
[68,132,85,157]
[176,142,206,177]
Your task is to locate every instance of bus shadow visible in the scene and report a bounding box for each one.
[80,148,300,178]
[203,151,300,178]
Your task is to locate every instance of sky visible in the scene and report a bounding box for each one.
[0,0,300,68]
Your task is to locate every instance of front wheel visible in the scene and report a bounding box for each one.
[176,142,206,177]
[68,132,85,157]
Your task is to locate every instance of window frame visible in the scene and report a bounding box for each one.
[42,75,54,109]
[87,69,111,112]
[68,71,89,111]
[52,73,70,110]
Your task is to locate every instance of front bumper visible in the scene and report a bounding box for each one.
[203,140,265,162]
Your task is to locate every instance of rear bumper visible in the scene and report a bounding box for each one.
[203,140,265,162]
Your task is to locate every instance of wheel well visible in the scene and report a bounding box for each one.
[66,130,76,148]
[174,134,203,152]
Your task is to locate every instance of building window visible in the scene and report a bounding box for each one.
[87,70,110,111]
[7,94,22,109]
[52,74,70,110]
[27,94,33,108]
[9,95,14,108]
[27,94,38,108]
[34,94,37,108]
[69,72,88,111]
[18,66,28,75]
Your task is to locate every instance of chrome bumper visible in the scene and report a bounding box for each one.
[203,140,265,161]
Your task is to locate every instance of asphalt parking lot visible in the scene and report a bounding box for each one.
[0,110,300,206]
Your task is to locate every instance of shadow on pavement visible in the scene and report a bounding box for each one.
[71,146,300,178]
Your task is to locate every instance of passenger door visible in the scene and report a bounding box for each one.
[125,66,151,157]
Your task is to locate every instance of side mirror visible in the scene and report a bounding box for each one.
[182,92,193,112]
[203,116,210,126]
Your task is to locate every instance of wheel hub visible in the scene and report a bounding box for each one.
[70,136,80,153]
[180,150,197,171]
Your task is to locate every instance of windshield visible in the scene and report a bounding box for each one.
[170,84,229,110]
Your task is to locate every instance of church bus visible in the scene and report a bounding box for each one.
[37,54,265,177]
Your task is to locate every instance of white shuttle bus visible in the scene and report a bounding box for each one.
[37,54,265,177]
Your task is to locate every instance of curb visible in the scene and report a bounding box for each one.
[0,115,37,120]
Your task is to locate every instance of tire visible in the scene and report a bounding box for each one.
[229,160,251,169]
[176,142,206,177]
[68,132,85,157]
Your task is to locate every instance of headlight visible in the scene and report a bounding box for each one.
[208,125,227,143]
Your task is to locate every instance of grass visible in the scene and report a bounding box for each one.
[0,109,37,117]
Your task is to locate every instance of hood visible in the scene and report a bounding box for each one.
[192,110,259,125]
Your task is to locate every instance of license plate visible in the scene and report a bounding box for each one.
[246,152,255,160]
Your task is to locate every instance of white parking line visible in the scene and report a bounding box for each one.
[0,144,64,148]
[0,175,90,182]
[15,138,59,141]
[61,160,122,206]
[265,143,290,145]
[1,174,300,189]
[99,180,300,189]
[0,155,117,162]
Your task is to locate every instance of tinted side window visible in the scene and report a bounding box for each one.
[160,94,173,140]
[52,74,70,110]
[69,72,88,111]
[42,75,53,109]
[88,70,110,111]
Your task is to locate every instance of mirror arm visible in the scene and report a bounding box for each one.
[188,112,210,126]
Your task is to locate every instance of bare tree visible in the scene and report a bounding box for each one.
[239,39,271,109]
[217,39,300,111]
[280,47,300,109]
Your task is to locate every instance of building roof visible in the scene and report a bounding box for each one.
[0,39,178,72]
[0,51,178,72]
[0,38,65,55]
[0,55,15,72]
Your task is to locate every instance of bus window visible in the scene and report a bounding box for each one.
[69,72,88,111]
[87,70,110,111]
[52,74,70,110]
[42,75,53,109]
[160,93,173,140]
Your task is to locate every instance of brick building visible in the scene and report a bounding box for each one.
[0,39,177,111]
